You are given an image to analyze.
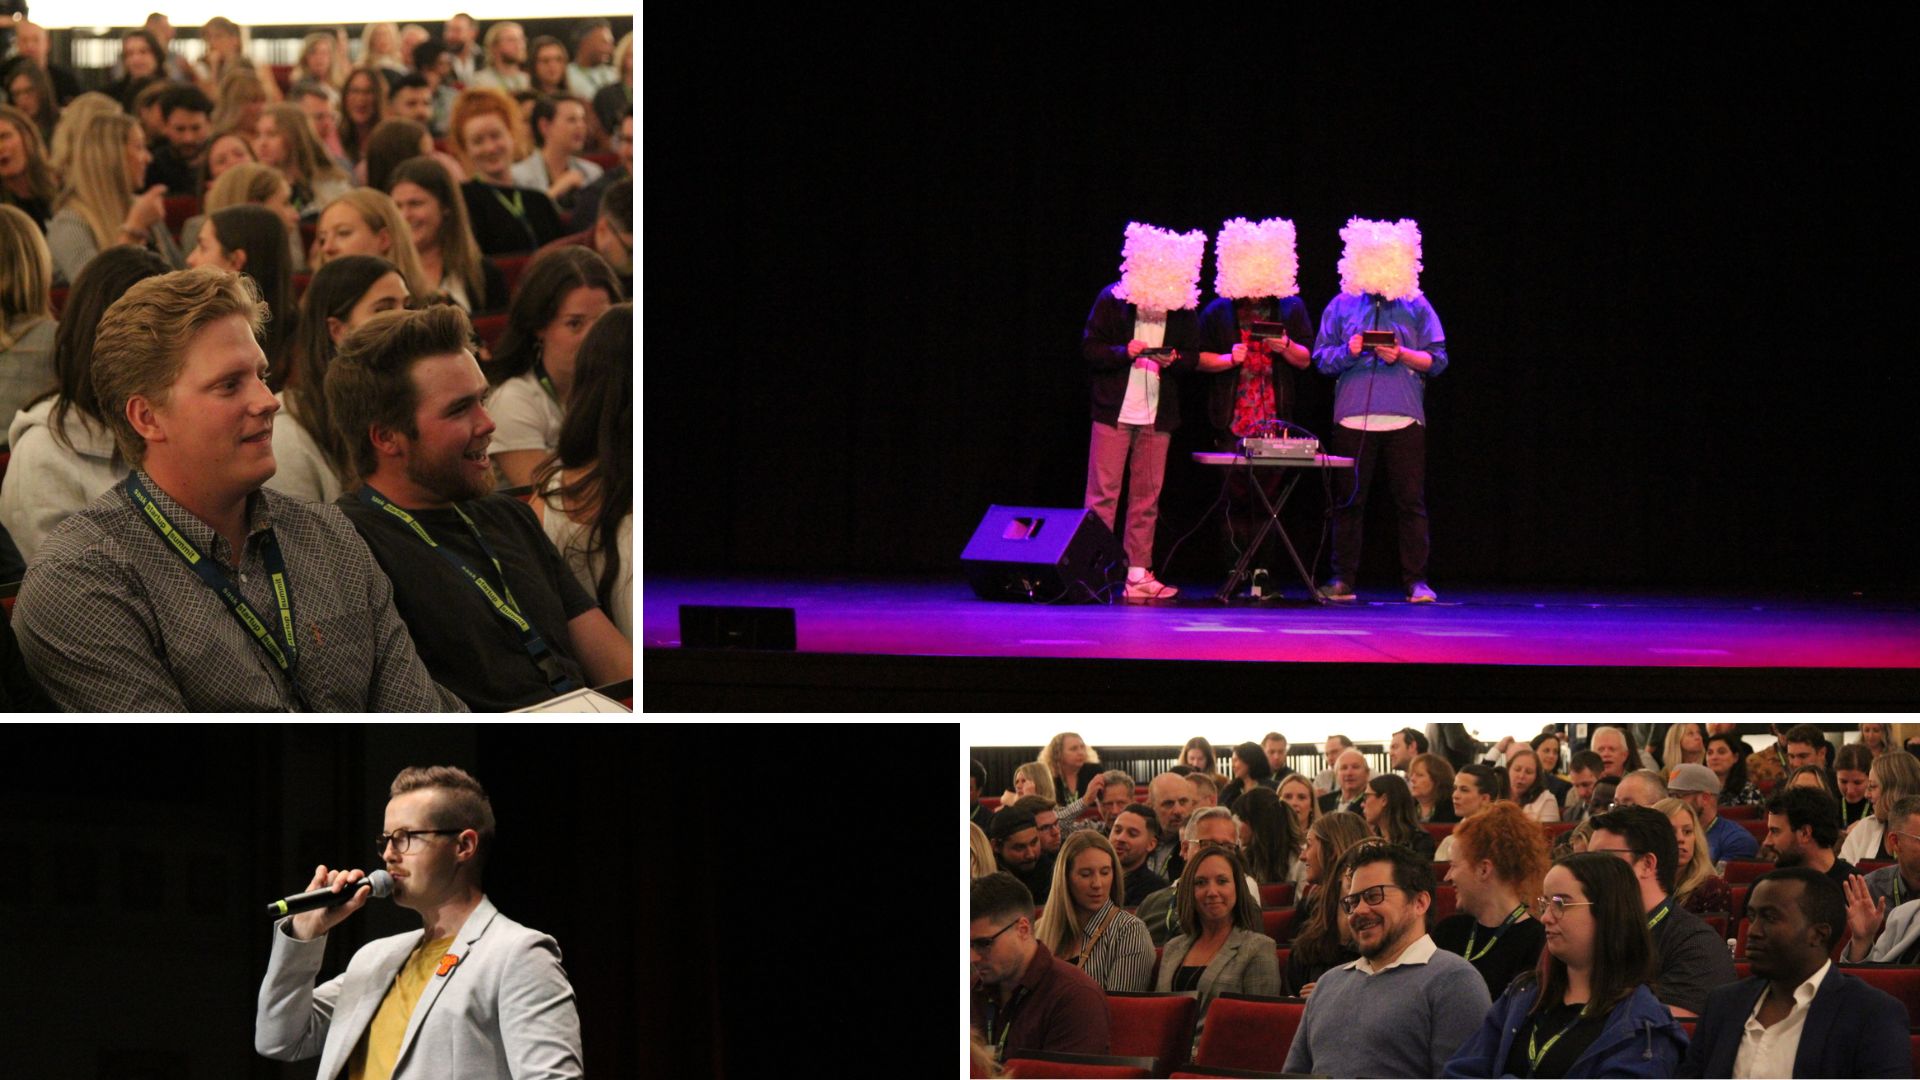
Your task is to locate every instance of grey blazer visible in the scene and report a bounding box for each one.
[255,895,583,1079]
[1154,926,1281,1037]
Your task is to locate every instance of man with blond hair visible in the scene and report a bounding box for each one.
[12,268,459,711]
[257,764,582,1078]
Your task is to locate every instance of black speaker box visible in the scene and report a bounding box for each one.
[959,505,1124,603]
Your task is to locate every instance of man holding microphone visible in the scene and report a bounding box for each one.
[255,765,583,1079]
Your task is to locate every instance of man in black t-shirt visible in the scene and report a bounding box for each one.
[325,306,631,710]
[145,85,212,195]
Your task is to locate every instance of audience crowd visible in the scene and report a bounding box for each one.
[0,14,633,710]
[971,724,1920,1078]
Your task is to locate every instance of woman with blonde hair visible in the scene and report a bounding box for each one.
[969,822,996,880]
[1652,796,1729,914]
[1001,761,1055,807]
[387,156,502,312]
[0,104,57,230]
[0,204,56,434]
[1036,831,1154,991]
[295,31,352,91]
[46,113,179,284]
[313,188,434,299]
[358,23,409,78]
[211,68,270,136]
[1039,733,1099,803]
[46,93,120,178]
[1662,723,1706,769]
[1277,772,1320,832]
[1841,749,1920,862]
[1283,817,1374,996]
[178,161,303,274]
[253,104,350,219]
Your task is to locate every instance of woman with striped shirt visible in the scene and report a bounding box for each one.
[1035,831,1154,992]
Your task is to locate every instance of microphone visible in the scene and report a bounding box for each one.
[266,869,393,918]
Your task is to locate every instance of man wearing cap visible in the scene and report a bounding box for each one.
[989,808,1053,904]
[1670,763,1760,863]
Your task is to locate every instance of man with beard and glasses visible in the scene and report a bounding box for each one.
[1108,805,1169,909]
[1285,843,1489,1077]
[326,306,630,710]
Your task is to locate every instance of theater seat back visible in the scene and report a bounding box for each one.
[1191,993,1303,1073]
[1106,992,1196,1076]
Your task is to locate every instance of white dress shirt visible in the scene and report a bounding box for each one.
[1346,932,1437,976]
[1732,960,1831,1079]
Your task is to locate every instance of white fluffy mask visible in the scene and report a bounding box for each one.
[1113,221,1207,312]
[1337,217,1423,300]
[1214,217,1299,300]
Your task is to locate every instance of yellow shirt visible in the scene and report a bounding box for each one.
[347,935,457,1080]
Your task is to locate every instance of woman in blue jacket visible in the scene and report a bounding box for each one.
[1445,852,1688,1078]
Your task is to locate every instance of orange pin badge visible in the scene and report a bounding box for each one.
[437,953,461,977]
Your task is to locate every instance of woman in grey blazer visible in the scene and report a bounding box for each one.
[1153,843,1281,1042]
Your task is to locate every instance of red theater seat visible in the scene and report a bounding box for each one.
[1191,994,1303,1073]
[1853,966,1920,1027]
[270,64,291,93]
[1735,917,1750,958]
[163,194,200,234]
[1859,860,1894,875]
[1258,883,1294,908]
[496,253,532,295]
[1739,820,1768,841]
[1734,961,1750,980]
[1725,860,1774,885]
[1275,947,1289,975]
[583,151,618,172]
[50,286,67,316]
[292,272,311,299]
[1703,914,1728,939]
[1731,884,1749,922]
[1106,992,1197,1077]
[472,313,509,352]
[1003,1052,1154,1078]
[1260,908,1298,945]
[1423,823,1455,843]
[976,797,1000,813]
[1721,804,1761,820]
[1543,821,1576,837]
[1433,885,1458,919]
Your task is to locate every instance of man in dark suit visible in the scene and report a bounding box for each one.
[1679,867,1910,1078]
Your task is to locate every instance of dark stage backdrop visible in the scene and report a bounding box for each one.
[649,14,1917,592]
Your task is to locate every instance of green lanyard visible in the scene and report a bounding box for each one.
[490,184,526,220]
[988,984,1029,1059]
[1463,906,1528,962]
[1647,900,1671,931]
[1527,1005,1590,1073]
[534,357,560,404]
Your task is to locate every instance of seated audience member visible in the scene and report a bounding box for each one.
[1010,795,1066,863]
[185,205,297,375]
[313,189,435,299]
[1187,771,1220,809]
[570,106,627,231]
[1262,731,1294,781]
[1219,740,1274,808]
[1041,731,1101,805]
[1107,804,1168,910]
[1146,772,1197,881]
[1410,751,1460,823]
[191,17,251,98]
[1667,761,1761,863]
[1843,794,1920,963]
[387,73,436,131]
[1282,812,1372,995]
[0,247,170,562]
[1085,769,1137,831]
[1364,773,1439,860]
[1861,793,1920,914]
[325,305,631,709]
[1586,806,1737,1015]
[1682,867,1909,1078]
[409,42,459,138]
[1277,771,1318,831]
[1435,802,1551,998]
[1135,806,1257,946]
[48,113,181,285]
[253,104,352,220]
[1663,721,1708,769]
[1004,761,1056,806]
[106,31,168,111]
[565,21,618,103]
[590,34,632,144]
[46,93,120,178]
[1319,748,1371,815]
[971,822,997,880]
[13,268,459,710]
[359,23,409,83]
[970,871,1110,1064]
[451,88,565,255]
[470,22,530,94]
[0,104,57,230]
[1764,787,1857,888]
[969,758,996,832]
[270,256,410,503]
[1388,726,1429,772]
[537,177,632,297]
[1286,843,1491,1078]
[1153,844,1280,1043]
[200,128,258,191]
[531,303,630,637]
[359,118,464,191]
[987,808,1050,905]
[511,96,602,211]
[1312,735,1350,794]
[5,21,84,105]
[210,69,271,143]
[1610,768,1667,809]
[145,85,213,195]
[1532,731,1572,795]
[1706,731,1766,808]
[1445,852,1687,1079]
[388,156,504,312]
[1560,749,1605,823]
[1654,797,1732,914]
[1782,723,1834,775]
[1835,742,1874,829]
[1234,786,1306,887]
[139,14,195,85]
[1506,747,1561,823]
[337,67,388,167]
[526,37,572,99]
[0,205,56,439]
[1841,748,1920,864]
[182,162,304,275]
[483,246,621,489]
[1434,763,1502,860]
[5,62,59,143]
[294,31,350,92]
[1035,832,1154,992]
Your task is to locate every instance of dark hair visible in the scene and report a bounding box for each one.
[1706,733,1752,791]
[972,871,1034,924]
[1835,743,1873,776]
[1232,742,1272,782]
[1114,803,1155,835]
[529,304,630,614]
[527,38,570,95]
[33,246,173,459]
[1344,842,1437,929]
[1766,787,1841,851]
[290,255,400,478]
[1367,774,1425,849]
[206,204,296,373]
[572,17,612,51]
[1751,866,1848,953]
[1784,725,1830,757]
[1889,795,1920,835]
[1568,750,1605,776]
[1396,727,1430,755]
[599,176,631,234]
[1180,737,1216,774]
[157,83,213,121]
[988,808,1036,843]
[1175,844,1262,939]
[528,92,588,147]
[327,303,478,482]
[1289,815,1375,973]
[389,72,431,98]
[1523,852,1653,1016]
[971,759,987,790]
[1235,787,1297,885]
[339,67,388,163]
[1169,764,1194,777]
[1459,763,1504,801]
[1587,806,1679,896]
[4,63,58,139]
[362,118,430,194]
[387,156,488,311]
[412,41,447,73]
[486,246,622,386]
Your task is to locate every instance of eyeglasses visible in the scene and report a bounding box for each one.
[376,828,462,854]
[1532,895,1597,919]
[970,918,1020,953]
[1339,883,1407,914]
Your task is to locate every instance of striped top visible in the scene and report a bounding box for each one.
[1064,901,1155,992]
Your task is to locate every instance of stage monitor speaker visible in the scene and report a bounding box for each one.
[959,505,1125,603]
[679,605,797,650]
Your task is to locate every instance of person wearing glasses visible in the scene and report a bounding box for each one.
[1443,852,1688,1078]
[1285,842,1490,1077]
[1152,843,1280,1046]
[970,870,1110,1064]
[1434,803,1550,998]
[1586,806,1737,1016]
[256,765,582,1078]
